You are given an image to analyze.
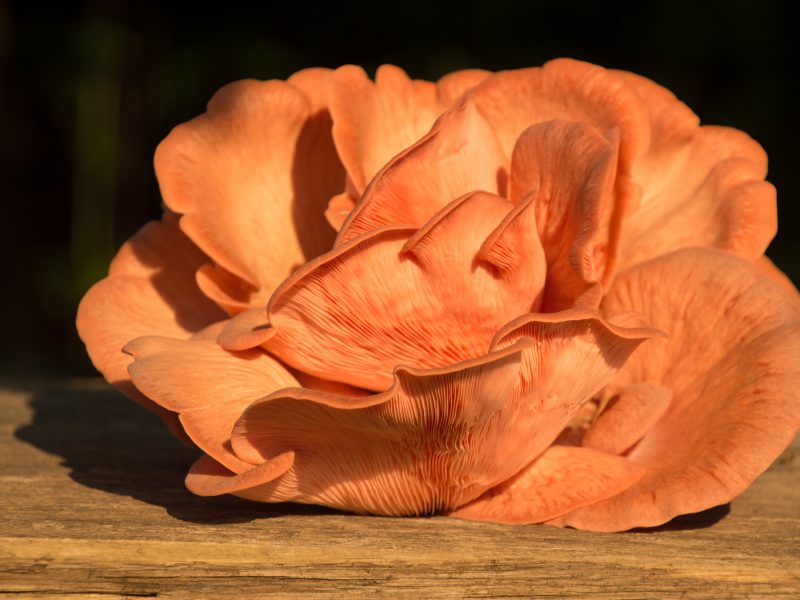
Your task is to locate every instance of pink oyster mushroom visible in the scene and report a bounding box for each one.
[77,59,800,532]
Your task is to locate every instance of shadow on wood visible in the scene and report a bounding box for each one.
[13,382,338,524]
[14,380,728,531]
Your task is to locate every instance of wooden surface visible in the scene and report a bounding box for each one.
[1,380,798,599]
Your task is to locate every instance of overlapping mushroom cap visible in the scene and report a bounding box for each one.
[77,59,800,531]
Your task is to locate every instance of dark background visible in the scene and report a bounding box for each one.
[1,1,797,377]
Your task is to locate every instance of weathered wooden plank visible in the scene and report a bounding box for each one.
[1,381,798,598]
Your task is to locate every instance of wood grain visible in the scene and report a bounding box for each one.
[1,380,798,598]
